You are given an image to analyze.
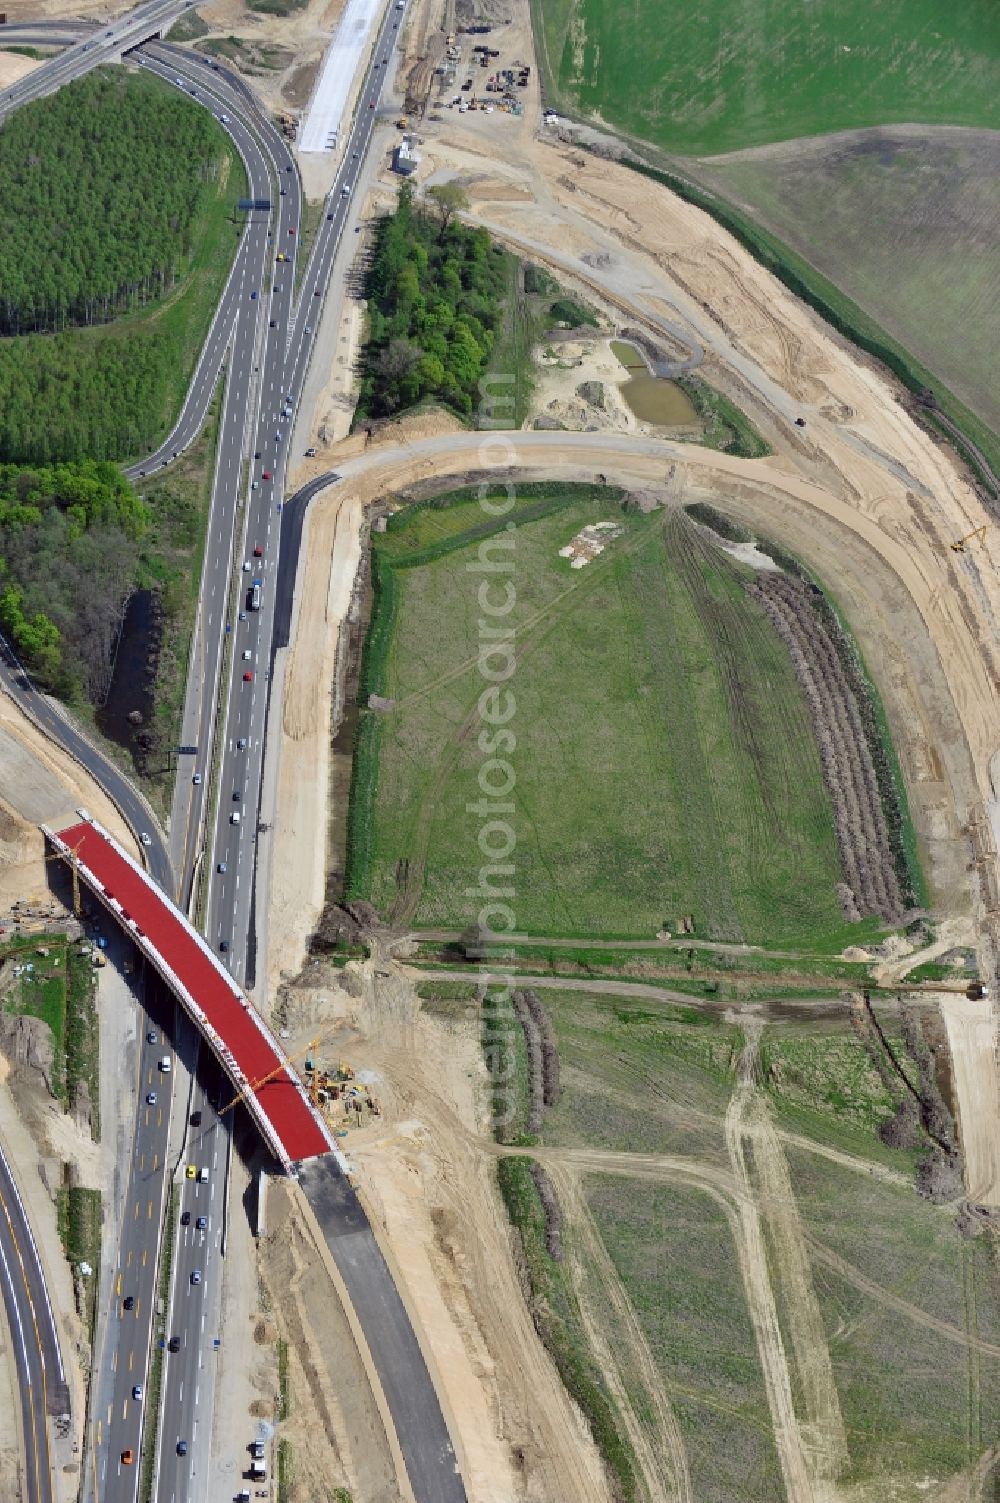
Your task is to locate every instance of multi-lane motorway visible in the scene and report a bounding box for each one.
[0,6,472,1500]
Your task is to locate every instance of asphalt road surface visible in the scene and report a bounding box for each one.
[93,971,175,1503]
[0,1139,71,1503]
[0,633,172,891]
[299,1158,467,1503]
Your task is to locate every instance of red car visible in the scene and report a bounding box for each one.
[262,470,272,480]
[253,545,263,557]
[243,671,253,682]
[289,226,296,235]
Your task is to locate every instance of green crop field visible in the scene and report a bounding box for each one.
[352,491,852,945]
[697,130,1000,437]
[532,0,1000,156]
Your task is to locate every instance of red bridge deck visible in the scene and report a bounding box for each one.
[49,816,332,1167]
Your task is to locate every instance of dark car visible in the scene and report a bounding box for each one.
[123,1295,135,1311]
[168,1335,181,1352]
[220,939,230,953]
[269,319,277,328]
[180,1210,191,1226]
[177,1440,188,1456]
[196,1215,208,1230]
[191,1110,202,1127]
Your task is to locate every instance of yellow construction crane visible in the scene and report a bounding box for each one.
[951,525,988,554]
[218,1031,337,1116]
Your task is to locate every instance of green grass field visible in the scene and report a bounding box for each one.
[697,130,1000,438]
[784,1149,1000,1485]
[586,1177,784,1502]
[354,491,850,945]
[540,989,738,1162]
[532,0,1000,156]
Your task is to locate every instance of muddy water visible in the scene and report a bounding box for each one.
[611,340,698,426]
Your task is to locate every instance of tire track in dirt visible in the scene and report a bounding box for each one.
[722,1027,818,1503]
[734,1025,850,1493]
[803,1234,1000,1361]
[546,1163,694,1503]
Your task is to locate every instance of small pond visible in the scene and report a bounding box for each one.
[611,340,698,426]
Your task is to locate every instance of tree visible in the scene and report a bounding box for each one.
[426,183,469,240]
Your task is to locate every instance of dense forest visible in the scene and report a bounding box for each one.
[357,182,510,420]
[0,71,228,335]
[0,462,147,700]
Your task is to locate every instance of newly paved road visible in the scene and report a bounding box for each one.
[0,1140,71,1503]
[299,1158,466,1503]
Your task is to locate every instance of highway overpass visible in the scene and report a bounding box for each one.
[43,814,335,1172]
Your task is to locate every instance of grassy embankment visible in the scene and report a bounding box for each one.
[56,1186,102,1339]
[1,934,100,1130]
[347,489,869,947]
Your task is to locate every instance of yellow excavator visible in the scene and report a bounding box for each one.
[950,525,988,554]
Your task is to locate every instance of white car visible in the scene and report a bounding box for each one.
[192,773,202,785]
[231,812,241,826]
[140,832,152,847]
[132,1384,143,1401]
[242,560,252,572]
[198,1167,209,1184]
[242,649,252,661]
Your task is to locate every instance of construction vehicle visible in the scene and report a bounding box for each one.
[867,979,989,1001]
[219,1032,333,1117]
[395,115,408,128]
[950,525,988,554]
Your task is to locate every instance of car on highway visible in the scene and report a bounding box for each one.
[289,226,296,235]
[181,1210,191,1226]
[254,544,263,556]
[196,1214,208,1229]
[199,1167,209,1183]
[231,811,242,826]
[217,861,227,874]
[191,1110,202,1126]
[121,1450,134,1466]
[168,1335,181,1352]
[327,213,334,221]
[147,1030,158,1044]
[269,318,277,327]
[242,649,252,661]
[220,940,230,953]
[132,1384,143,1401]
[193,772,202,785]
[250,291,258,300]
[146,1091,157,1105]
[254,451,262,460]
[190,1270,202,1286]
[237,737,247,750]
[279,188,286,196]
[159,1056,171,1073]
[239,610,247,621]
[123,1295,135,1311]
[140,832,152,846]
[186,1164,197,1179]
[262,471,272,480]
[233,789,242,801]
[242,672,253,683]
[305,325,312,334]
[177,1439,189,1454]
[315,287,322,296]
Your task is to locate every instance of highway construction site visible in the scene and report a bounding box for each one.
[1,0,1000,1498]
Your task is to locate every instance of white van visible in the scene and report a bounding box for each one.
[159,1057,171,1074]
[231,812,241,826]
